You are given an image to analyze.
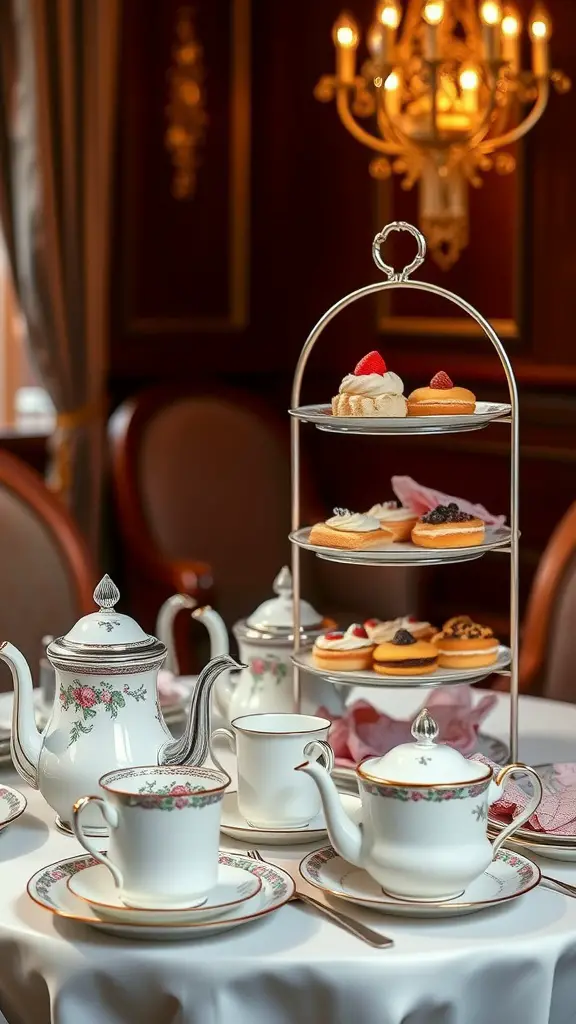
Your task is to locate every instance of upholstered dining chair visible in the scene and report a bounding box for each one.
[494,502,576,700]
[0,451,96,693]
[108,386,420,672]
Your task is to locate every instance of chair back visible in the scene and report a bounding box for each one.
[0,452,96,691]
[519,502,576,701]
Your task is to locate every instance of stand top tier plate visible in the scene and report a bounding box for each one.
[289,402,511,436]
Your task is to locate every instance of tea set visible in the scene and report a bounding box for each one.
[0,572,554,937]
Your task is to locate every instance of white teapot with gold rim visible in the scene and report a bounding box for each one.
[158,567,346,726]
[297,708,543,901]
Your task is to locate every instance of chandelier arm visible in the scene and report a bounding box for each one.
[479,78,550,153]
[335,86,402,155]
[375,89,416,151]
[465,64,501,151]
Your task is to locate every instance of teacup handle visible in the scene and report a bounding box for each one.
[210,727,236,775]
[71,795,123,889]
[490,764,543,857]
[303,739,335,774]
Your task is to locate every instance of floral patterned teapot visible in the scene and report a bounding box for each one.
[297,708,544,902]
[0,575,239,835]
[158,568,346,727]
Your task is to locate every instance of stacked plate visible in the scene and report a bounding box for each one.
[28,849,294,940]
[488,762,576,862]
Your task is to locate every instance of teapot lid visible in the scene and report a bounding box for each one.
[47,575,166,675]
[239,567,323,639]
[357,709,491,787]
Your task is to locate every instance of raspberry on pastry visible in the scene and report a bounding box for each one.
[432,619,500,669]
[312,624,375,672]
[407,372,476,417]
[331,351,407,418]
[411,504,485,548]
[373,628,439,676]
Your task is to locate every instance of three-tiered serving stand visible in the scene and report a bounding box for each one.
[289,221,520,761]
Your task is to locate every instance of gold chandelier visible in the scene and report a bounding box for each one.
[315,1,570,268]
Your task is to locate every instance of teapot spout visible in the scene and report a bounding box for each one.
[0,642,42,788]
[159,654,243,767]
[295,758,363,867]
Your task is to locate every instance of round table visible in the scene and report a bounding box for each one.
[1,689,576,1024]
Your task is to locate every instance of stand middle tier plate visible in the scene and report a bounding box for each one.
[293,647,511,689]
[290,526,512,567]
[289,402,511,436]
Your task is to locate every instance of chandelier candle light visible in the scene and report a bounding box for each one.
[315,1,570,268]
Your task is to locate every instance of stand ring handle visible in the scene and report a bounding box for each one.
[372,220,427,281]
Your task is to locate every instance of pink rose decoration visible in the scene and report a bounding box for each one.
[250,659,266,676]
[100,690,112,704]
[175,797,188,808]
[76,687,96,708]
[412,792,423,801]
[170,785,190,796]
[59,691,66,703]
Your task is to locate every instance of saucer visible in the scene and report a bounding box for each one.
[67,857,263,923]
[28,851,294,941]
[299,845,540,918]
[220,790,362,845]
[0,784,26,832]
[488,830,576,863]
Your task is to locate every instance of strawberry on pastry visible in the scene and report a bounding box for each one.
[313,623,375,673]
[407,371,476,417]
[331,350,407,418]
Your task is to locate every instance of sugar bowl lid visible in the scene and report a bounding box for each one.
[47,575,166,673]
[357,709,492,786]
[234,566,323,642]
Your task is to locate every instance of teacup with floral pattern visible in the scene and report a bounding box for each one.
[72,764,229,909]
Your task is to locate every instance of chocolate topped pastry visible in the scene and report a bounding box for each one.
[373,629,439,677]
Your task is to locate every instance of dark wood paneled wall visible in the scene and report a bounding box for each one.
[110,0,576,635]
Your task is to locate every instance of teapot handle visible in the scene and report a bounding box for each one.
[490,764,543,858]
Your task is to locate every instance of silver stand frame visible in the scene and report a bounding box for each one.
[289,221,519,762]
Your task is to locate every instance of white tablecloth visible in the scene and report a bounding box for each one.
[1,689,576,1024]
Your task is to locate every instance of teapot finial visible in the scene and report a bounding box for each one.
[411,708,439,745]
[273,566,292,597]
[93,574,120,611]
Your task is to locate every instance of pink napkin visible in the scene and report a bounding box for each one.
[157,670,190,708]
[391,475,507,527]
[471,754,576,835]
[317,686,497,766]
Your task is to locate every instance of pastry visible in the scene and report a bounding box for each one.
[407,371,476,417]
[432,619,500,669]
[331,351,407,418]
[364,615,436,643]
[365,501,418,542]
[373,628,439,676]
[309,509,394,550]
[411,503,485,548]
[312,624,375,672]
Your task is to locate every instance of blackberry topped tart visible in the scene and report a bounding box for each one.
[411,503,485,549]
[373,628,439,677]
